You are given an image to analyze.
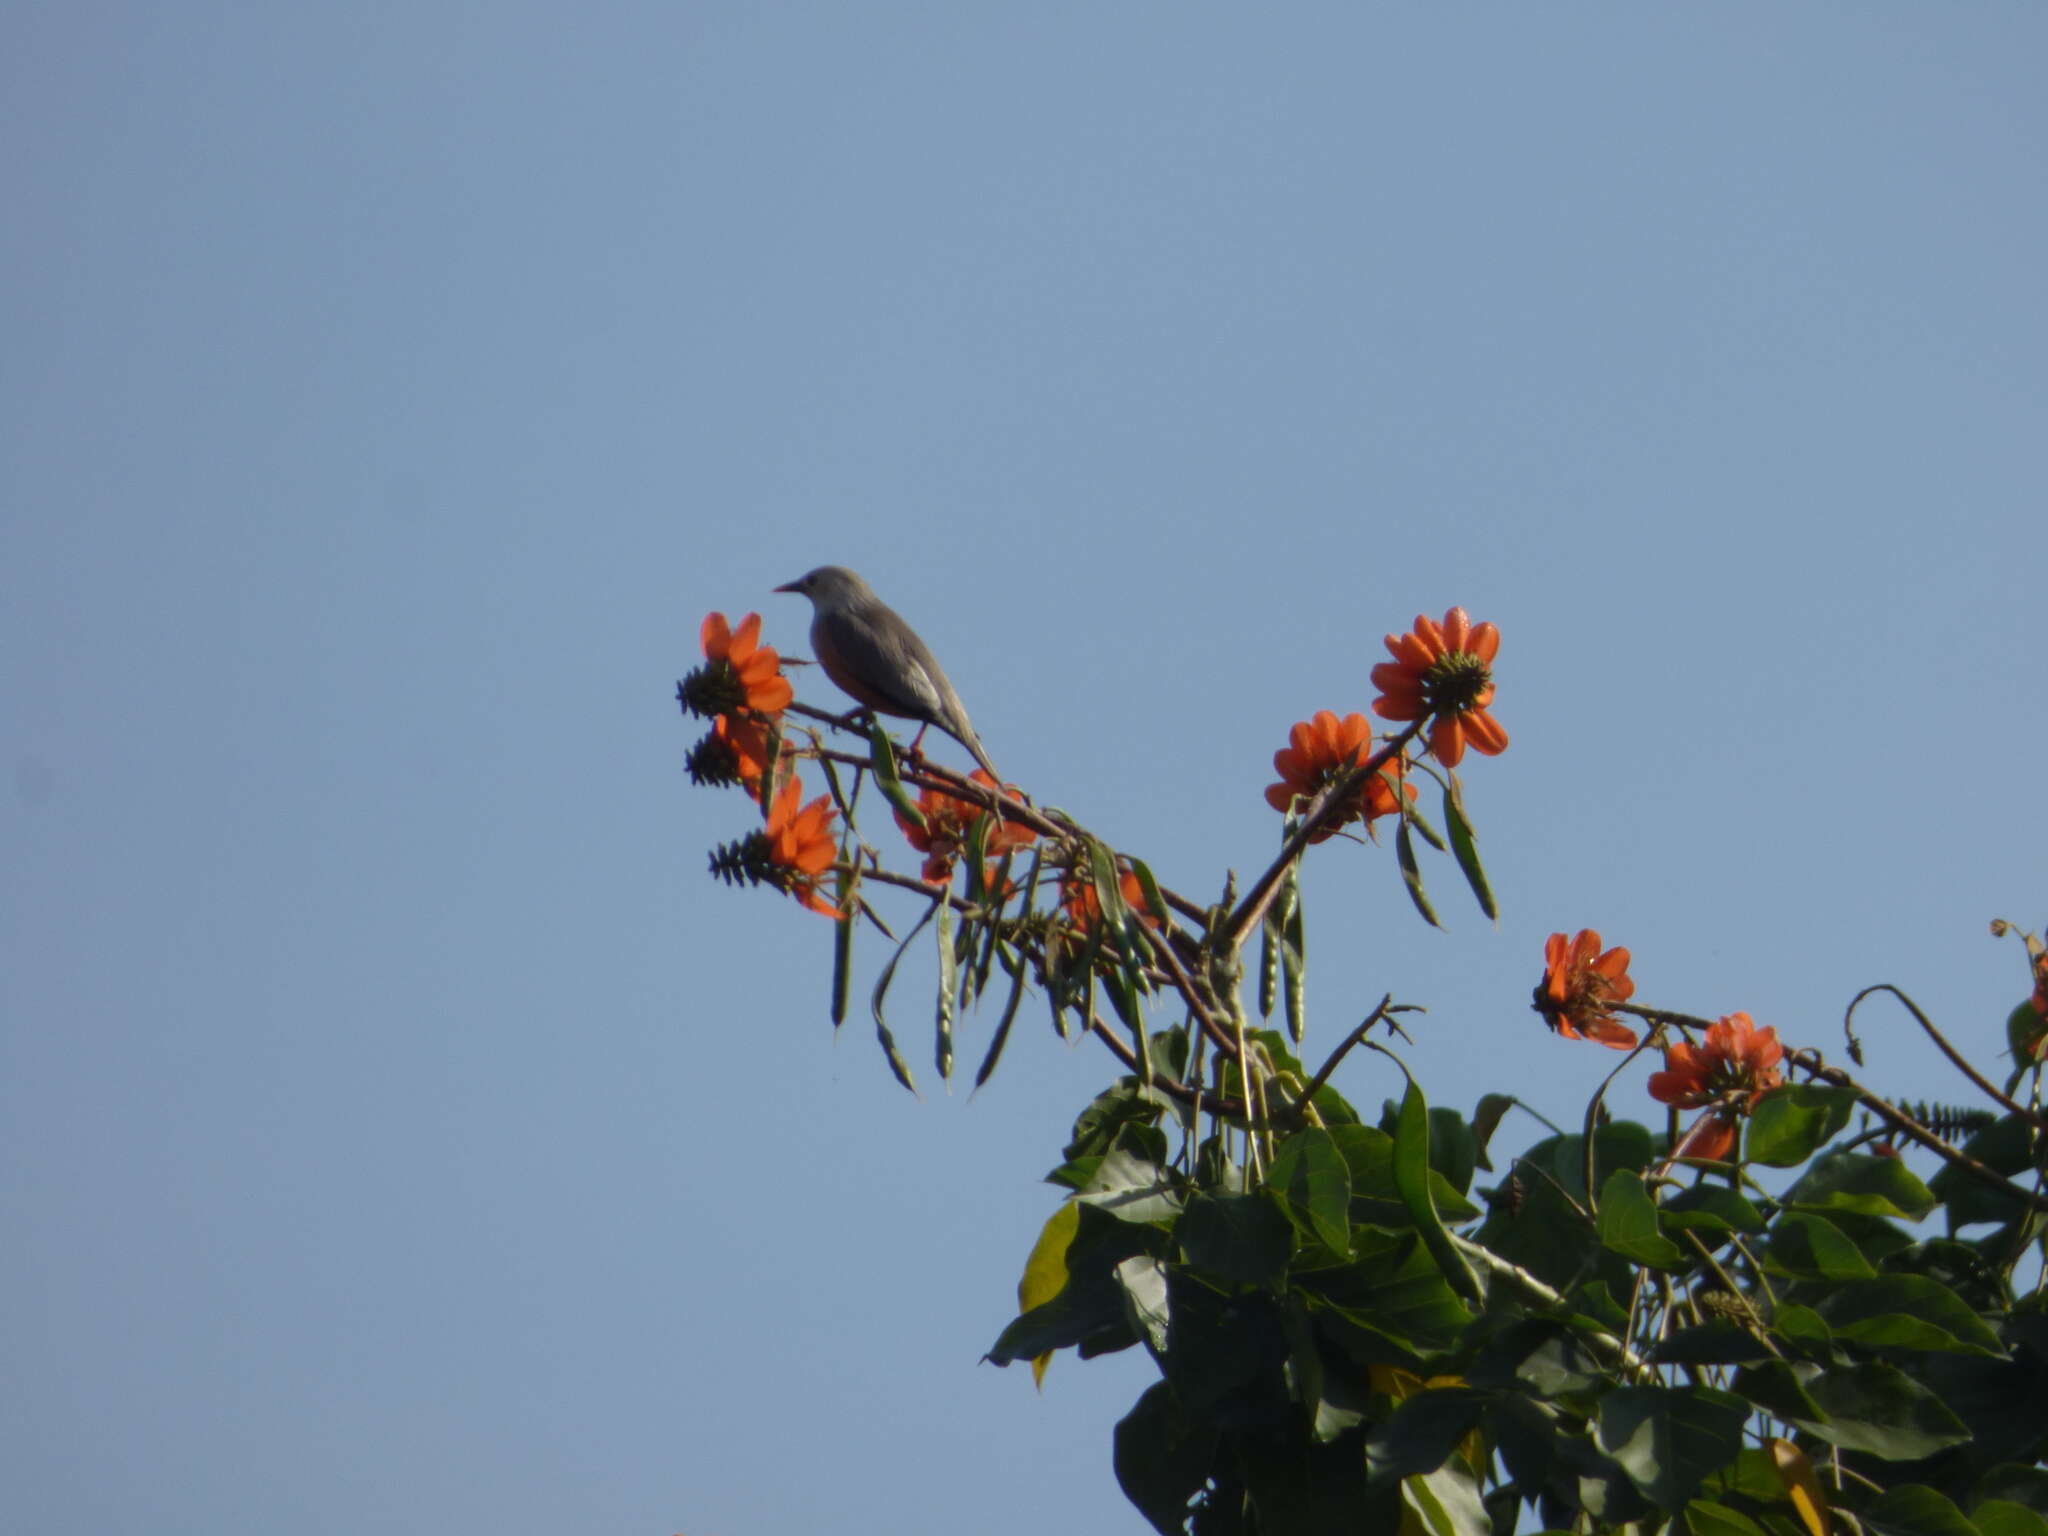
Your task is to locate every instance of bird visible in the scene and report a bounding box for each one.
[775,565,1001,781]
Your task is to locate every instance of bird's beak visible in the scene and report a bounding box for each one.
[772,577,802,594]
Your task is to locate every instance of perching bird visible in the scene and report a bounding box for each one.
[775,565,1000,781]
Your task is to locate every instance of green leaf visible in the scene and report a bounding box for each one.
[1079,1145,1182,1226]
[1269,1126,1353,1257]
[1391,1076,1482,1302]
[985,1202,1156,1365]
[1470,1093,1515,1172]
[1744,1085,1858,1166]
[1759,1359,1974,1460]
[1396,819,1442,928]
[1931,1113,2040,1232]
[1773,1303,1832,1349]
[864,714,925,833]
[1176,1192,1293,1291]
[1661,1184,1765,1236]
[830,864,856,1026]
[1730,1360,1827,1425]
[1468,1317,1604,1397]
[1862,1485,1983,1536]
[1293,1231,1474,1355]
[1597,1386,1749,1515]
[1114,1254,1170,1353]
[1114,1381,1215,1536]
[1443,778,1499,921]
[1401,1461,1492,1536]
[1976,1468,2048,1522]
[1977,1504,2048,1536]
[1813,1275,2005,1356]
[1654,1322,1775,1366]
[1765,1212,1877,1281]
[1679,1500,1769,1536]
[1366,1387,1491,1482]
[1329,1123,1480,1229]
[1783,1150,1937,1221]
[1598,1169,1689,1269]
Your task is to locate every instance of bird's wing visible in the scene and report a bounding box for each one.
[817,607,950,723]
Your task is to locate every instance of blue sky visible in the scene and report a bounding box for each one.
[3,6,2043,1533]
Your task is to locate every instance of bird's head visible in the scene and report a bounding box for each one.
[774,565,873,613]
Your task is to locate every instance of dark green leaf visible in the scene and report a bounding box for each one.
[1468,1318,1604,1396]
[864,714,926,833]
[1762,1359,1973,1460]
[1401,1461,1492,1536]
[1114,1381,1215,1536]
[1366,1387,1492,1482]
[1730,1360,1827,1425]
[1930,1113,2039,1232]
[1661,1184,1765,1236]
[984,1203,1157,1365]
[1330,1123,1480,1229]
[1597,1386,1749,1515]
[1471,1093,1515,1172]
[1862,1485,1983,1536]
[1812,1275,2005,1356]
[1654,1322,1775,1366]
[1744,1085,1858,1167]
[1598,1169,1689,1269]
[1269,1126,1353,1257]
[1976,1468,2048,1521]
[1679,1500,1769,1536]
[1977,1504,2048,1536]
[1765,1212,1877,1281]
[1391,1076,1482,1302]
[1177,1192,1293,1291]
[1783,1150,1937,1221]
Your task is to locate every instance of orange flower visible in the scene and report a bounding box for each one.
[762,776,842,917]
[1648,1012,1786,1163]
[894,770,1037,886]
[1369,608,1507,768]
[1061,867,1159,935]
[1534,930,1639,1049]
[717,712,780,798]
[699,610,794,715]
[1264,711,1415,842]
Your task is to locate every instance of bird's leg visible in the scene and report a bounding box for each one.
[905,722,932,766]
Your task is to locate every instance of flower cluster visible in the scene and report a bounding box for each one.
[1370,607,1507,769]
[1647,1011,1786,1163]
[1535,929,1639,1049]
[707,775,844,918]
[1264,711,1415,843]
[894,770,1037,889]
[680,612,795,801]
[1061,865,1159,937]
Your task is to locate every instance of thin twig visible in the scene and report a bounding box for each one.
[1785,1048,2048,1214]
[1222,721,1428,952]
[1845,983,2048,1132]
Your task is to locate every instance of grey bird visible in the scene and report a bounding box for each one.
[775,565,1001,781]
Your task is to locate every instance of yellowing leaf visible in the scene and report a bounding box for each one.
[1018,1201,1080,1390]
[1770,1437,1830,1536]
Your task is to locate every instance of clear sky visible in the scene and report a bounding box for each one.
[3,6,2043,1533]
